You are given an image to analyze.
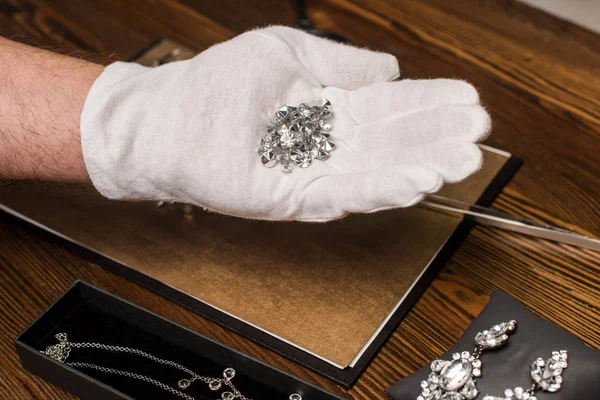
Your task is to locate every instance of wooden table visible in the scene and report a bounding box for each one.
[1,1,599,398]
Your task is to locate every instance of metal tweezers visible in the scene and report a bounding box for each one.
[420,194,600,252]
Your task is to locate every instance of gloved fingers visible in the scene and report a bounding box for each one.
[346,105,491,151]
[341,79,481,124]
[251,26,399,90]
[297,164,442,222]
[332,142,483,183]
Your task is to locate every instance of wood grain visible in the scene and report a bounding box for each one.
[0,0,599,398]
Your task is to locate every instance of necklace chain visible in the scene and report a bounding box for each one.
[41,333,251,400]
[66,362,196,400]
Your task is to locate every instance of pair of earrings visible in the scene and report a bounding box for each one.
[417,320,568,400]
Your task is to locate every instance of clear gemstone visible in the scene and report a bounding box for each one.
[514,387,524,397]
[276,105,290,120]
[440,393,463,400]
[291,144,312,168]
[281,160,293,173]
[208,380,222,391]
[320,140,335,152]
[266,124,276,134]
[260,99,334,172]
[177,379,191,389]
[439,360,473,391]
[460,378,478,399]
[475,321,516,349]
[431,360,449,372]
[316,150,330,161]
[280,129,298,149]
[223,368,235,379]
[289,395,303,400]
[261,150,277,167]
[221,392,235,400]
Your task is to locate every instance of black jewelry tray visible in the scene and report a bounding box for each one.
[14,280,343,400]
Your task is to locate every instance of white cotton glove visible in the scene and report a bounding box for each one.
[81,26,490,222]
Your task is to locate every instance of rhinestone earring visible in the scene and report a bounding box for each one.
[482,350,568,400]
[418,320,517,400]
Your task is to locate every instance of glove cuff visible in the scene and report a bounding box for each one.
[80,61,150,199]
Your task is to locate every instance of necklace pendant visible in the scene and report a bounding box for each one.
[177,379,191,389]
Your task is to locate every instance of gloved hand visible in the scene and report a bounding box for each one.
[81,26,490,222]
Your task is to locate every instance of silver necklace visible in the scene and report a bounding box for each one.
[41,333,258,400]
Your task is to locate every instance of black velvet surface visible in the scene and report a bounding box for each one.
[16,281,340,400]
[386,290,600,399]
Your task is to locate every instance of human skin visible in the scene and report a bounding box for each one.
[0,37,103,181]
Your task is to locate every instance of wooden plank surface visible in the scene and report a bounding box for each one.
[0,0,599,398]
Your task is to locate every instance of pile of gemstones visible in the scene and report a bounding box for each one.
[258,99,335,172]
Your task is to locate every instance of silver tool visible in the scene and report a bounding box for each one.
[421,194,600,252]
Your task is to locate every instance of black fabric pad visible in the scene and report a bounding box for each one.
[386,290,600,399]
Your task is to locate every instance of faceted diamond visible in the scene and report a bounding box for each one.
[320,140,335,152]
[428,372,439,387]
[223,368,235,380]
[460,378,478,399]
[299,103,311,117]
[320,122,332,132]
[279,128,298,149]
[261,150,277,167]
[309,145,319,159]
[177,379,191,389]
[475,321,516,350]
[281,160,293,173]
[531,351,568,392]
[289,395,303,400]
[316,150,330,161]
[440,393,463,400]
[431,360,449,372]
[259,99,335,172]
[208,380,222,391]
[276,105,290,120]
[291,144,312,168]
[266,124,276,134]
[439,360,473,391]
[514,387,524,397]
[221,392,235,400]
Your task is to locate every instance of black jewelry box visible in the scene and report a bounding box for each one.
[14,281,343,400]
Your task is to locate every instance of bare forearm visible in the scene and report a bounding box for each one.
[0,37,103,181]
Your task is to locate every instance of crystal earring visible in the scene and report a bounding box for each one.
[418,320,517,400]
[482,350,568,400]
